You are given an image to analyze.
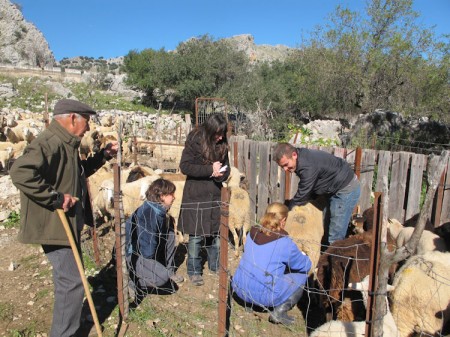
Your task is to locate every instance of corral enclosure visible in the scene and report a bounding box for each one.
[117,135,450,336]
[2,108,449,336]
[134,134,449,227]
[226,136,450,227]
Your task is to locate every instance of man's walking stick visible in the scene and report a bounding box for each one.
[56,208,103,337]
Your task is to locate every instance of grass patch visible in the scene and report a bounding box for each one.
[0,302,14,321]
[34,289,50,302]
[3,211,20,229]
[18,253,40,269]
[7,325,37,337]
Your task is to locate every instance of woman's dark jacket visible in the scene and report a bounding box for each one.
[178,131,230,236]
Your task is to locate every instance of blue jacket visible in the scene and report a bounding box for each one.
[125,201,168,259]
[231,227,312,307]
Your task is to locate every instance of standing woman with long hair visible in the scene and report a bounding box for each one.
[178,113,230,286]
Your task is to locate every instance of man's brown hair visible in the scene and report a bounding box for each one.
[272,143,296,163]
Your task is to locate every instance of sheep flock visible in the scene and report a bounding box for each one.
[2,109,450,336]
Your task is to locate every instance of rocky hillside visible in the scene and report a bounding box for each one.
[0,0,55,67]
[224,34,294,64]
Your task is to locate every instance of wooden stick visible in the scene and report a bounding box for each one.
[56,208,103,337]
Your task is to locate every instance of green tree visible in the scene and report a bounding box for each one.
[174,35,249,108]
[123,48,178,106]
[288,0,449,121]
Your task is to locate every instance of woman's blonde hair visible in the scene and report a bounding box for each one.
[259,202,289,235]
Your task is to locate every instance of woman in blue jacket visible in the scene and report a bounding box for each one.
[231,202,311,325]
[125,178,184,291]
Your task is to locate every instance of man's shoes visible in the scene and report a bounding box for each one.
[170,274,185,284]
[189,274,204,286]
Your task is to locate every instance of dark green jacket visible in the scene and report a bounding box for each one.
[10,120,108,246]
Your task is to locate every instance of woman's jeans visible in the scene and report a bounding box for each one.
[187,234,220,276]
[327,182,361,244]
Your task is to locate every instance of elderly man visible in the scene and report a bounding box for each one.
[10,99,118,337]
[273,142,360,244]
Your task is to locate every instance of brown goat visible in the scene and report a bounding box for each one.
[316,233,372,321]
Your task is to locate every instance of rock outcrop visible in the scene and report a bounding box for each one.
[0,0,55,67]
[224,34,294,64]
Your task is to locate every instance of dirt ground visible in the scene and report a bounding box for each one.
[0,221,323,337]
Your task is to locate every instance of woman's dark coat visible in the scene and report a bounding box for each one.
[178,131,230,236]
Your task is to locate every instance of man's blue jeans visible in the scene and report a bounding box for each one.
[187,235,220,276]
[327,183,361,244]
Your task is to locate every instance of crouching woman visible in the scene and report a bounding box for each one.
[125,178,184,292]
[231,202,311,325]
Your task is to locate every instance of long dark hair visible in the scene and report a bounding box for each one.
[193,113,228,163]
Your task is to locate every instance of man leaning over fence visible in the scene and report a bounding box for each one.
[273,142,360,244]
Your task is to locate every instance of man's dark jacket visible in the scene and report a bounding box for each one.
[291,147,354,206]
[10,120,108,245]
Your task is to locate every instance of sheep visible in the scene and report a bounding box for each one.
[0,147,14,171]
[160,172,187,245]
[390,250,450,337]
[88,164,160,206]
[91,175,162,221]
[91,178,115,221]
[80,130,103,158]
[100,115,113,127]
[316,232,372,322]
[310,276,398,337]
[224,166,251,257]
[0,141,27,158]
[387,218,447,254]
[3,126,31,143]
[284,200,325,275]
[316,221,399,322]
[434,222,450,250]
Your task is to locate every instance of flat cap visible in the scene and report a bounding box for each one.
[53,99,97,115]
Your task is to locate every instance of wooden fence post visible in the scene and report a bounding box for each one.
[218,187,230,337]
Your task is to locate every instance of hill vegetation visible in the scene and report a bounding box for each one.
[121,0,449,130]
[0,0,448,149]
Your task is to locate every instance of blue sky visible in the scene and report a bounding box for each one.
[17,0,450,61]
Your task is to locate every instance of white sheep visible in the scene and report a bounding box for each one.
[0,147,14,171]
[390,250,450,337]
[224,166,251,257]
[80,130,102,158]
[387,218,447,254]
[0,141,28,158]
[284,201,325,275]
[310,276,398,337]
[91,178,115,221]
[160,172,187,245]
[103,175,161,218]
[3,126,31,143]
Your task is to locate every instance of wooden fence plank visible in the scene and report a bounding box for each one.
[375,150,392,194]
[243,140,251,181]
[334,147,347,159]
[289,173,300,201]
[248,141,259,220]
[439,156,450,225]
[257,142,271,220]
[346,148,356,170]
[359,149,377,212]
[405,153,426,221]
[319,146,333,154]
[279,166,287,203]
[388,152,411,221]
[268,142,282,204]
